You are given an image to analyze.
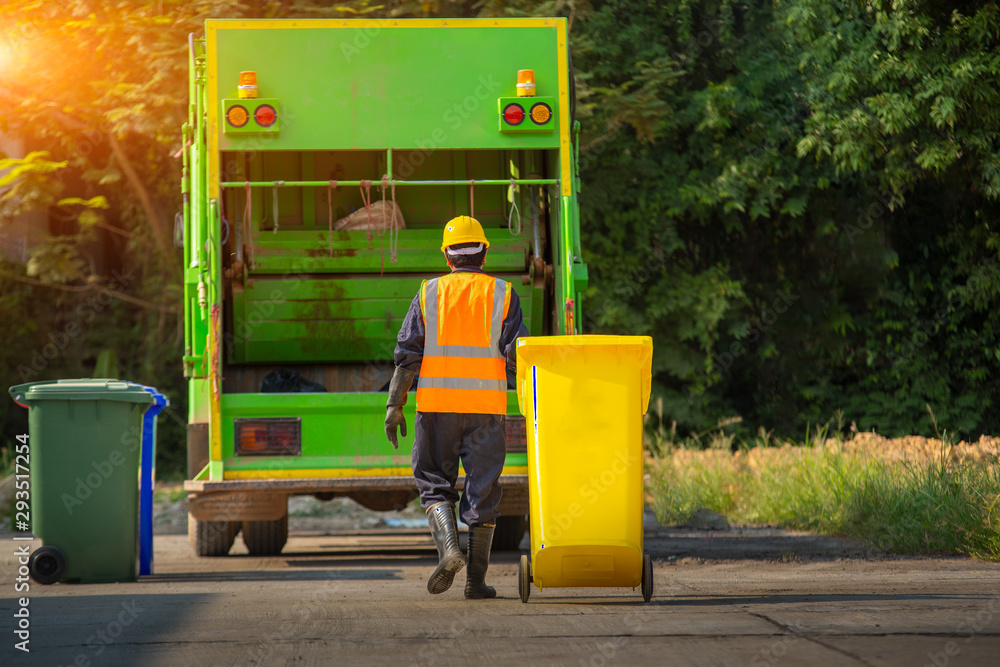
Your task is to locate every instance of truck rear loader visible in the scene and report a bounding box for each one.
[181,18,587,556]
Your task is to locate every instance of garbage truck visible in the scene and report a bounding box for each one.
[181,17,588,556]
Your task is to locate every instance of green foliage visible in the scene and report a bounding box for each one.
[0,152,67,218]
[789,0,1000,206]
[573,0,1000,439]
[0,263,54,441]
[2,0,999,481]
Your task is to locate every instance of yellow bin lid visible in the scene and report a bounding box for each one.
[515,335,653,417]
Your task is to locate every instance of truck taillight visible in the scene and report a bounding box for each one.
[235,418,302,456]
[226,104,249,128]
[222,99,280,135]
[499,95,553,133]
[503,103,525,126]
[254,104,277,127]
[529,102,551,125]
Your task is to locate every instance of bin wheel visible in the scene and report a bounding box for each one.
[641,553,653,603]
[243,514,288,556]
[29,546,67,585]
[188,515,239,557]
[519,554,531,603]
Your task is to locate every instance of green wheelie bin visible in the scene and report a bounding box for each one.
[9,379,154,584]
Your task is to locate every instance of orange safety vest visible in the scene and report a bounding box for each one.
[417,271,512,414]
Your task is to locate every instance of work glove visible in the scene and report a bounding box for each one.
[385,366,416,449]
[385,406,407,450]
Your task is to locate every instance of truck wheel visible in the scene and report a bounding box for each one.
[188,514,238,557]
[242,514,288,556]
[29,546,67,585]
[493,515,527,551]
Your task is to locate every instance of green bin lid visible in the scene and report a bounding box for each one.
[9,379,156,404]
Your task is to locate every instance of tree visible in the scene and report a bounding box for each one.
[2,0,998,464]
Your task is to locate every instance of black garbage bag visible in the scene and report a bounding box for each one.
[261,369,328,393]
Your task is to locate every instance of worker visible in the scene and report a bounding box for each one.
[385,215,527,599]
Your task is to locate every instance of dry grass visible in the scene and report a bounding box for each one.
[648,433,1000,560]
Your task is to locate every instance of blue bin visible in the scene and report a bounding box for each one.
[130,385,168,576]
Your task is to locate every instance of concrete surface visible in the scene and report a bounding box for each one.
[2,523,999,666]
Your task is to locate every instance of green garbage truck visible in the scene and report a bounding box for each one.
[181,17,587,556]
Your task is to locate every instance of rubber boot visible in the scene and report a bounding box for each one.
[426,501,465,594]
[464,523,497,599]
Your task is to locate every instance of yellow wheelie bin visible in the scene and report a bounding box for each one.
[515,335,654,603]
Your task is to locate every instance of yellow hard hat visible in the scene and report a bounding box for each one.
[441,215,490,252]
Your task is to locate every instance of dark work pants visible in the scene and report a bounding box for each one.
[412,412,506,526]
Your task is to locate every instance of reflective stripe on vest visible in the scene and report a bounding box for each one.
[417,272,510,414]
[418,377,507,392]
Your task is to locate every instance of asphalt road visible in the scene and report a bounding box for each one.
[2,524,999,667]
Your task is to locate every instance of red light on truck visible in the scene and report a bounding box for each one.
[235,418,301,456]
[503,103,525,126]
[254,104,277,127]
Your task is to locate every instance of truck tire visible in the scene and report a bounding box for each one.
[493,515,527,551]
[242,514,288,556]
[188,514,239,557]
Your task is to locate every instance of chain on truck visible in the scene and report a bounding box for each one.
[181,17,588,556]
